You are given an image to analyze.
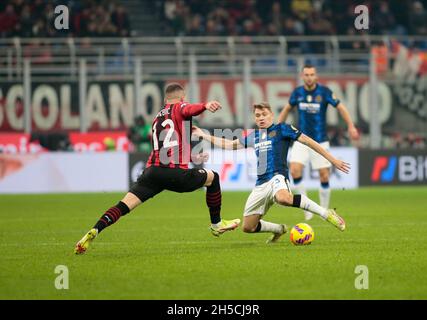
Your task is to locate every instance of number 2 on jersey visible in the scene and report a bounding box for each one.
[152,119,178,151]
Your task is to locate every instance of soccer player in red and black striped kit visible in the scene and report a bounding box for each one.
[75,83,240,254]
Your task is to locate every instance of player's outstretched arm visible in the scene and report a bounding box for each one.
[205,101,222,113]
[192,126,243,150]
[278,104,292,123]
[297,134,351,174]
[181,100,222,118]
[336,103,359,140]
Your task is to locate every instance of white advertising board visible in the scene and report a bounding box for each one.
[0,152,128,194]
[204,147,358,191]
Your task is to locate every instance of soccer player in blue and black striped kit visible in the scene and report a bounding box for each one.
[279,65,359,220]
[193,102,348,243]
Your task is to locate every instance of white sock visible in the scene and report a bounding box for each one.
[319,185,331,209]
[300,194,328,219]
[258,220,283,233]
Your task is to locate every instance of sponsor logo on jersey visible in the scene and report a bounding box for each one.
[254,140,272,152]
[298,102,321,113]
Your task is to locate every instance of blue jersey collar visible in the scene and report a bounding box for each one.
[266,123,275,131]
[303,83,318,93]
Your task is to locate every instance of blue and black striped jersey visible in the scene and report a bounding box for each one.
[289,83,340,143]
[239,123,301,186]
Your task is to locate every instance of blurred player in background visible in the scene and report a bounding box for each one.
[75,83,240,254]
[193,102,348,243]
[127,115,152,153]
[278,65,359,220]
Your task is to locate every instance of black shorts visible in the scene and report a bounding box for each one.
[129,166,208,202]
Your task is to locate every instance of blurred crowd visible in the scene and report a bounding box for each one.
[2,0,426,39]
[328,128,426,149]
[388,132,426,149]
[0,0,131,38]
[161,0,427,37]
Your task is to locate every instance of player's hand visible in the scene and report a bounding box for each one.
[192,125,205,138]
[332,158,351,174]
[191,152,209,164]
[205,101,221,113]
[348,126,360,140]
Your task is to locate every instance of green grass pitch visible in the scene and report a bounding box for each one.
[1,187,426,300]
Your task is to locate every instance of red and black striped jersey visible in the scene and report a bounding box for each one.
[146,102,206,169]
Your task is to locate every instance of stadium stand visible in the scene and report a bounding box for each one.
[1,0,427,38]
[0,0,426,148]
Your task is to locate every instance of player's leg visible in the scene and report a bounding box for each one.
[275,189,327,218]
[275,189,345,231]
[318,167,331,208]
[311,141,332,209]
[289,141,311,220]
[74,193,136,255]
[203,169,240,236]
[203,170,221,225]
[91,192,139,234]
[290,162,314,220]
[290,162,306,195]
[74,167,163,254]
[242,182,286,243]
[165,168,240,236]
[242,213,284,235]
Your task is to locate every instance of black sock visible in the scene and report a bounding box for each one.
[293,176,303,184]
[321,181,330,188]
[94,201,130,233]
[292,194,302,208]
[255,221,262,233]
[206,172,221,224]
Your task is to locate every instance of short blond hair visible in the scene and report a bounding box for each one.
[253,102,272,113]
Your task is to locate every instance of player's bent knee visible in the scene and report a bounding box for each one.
[121,192,142,211]
[243,215,260,233]
[204,170,216,187]
[319,170,330,182]
[290,165,303,178]
[275,191,293,206]
[242,224,257,233]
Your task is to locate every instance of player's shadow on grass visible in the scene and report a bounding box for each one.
[71,241,273,258]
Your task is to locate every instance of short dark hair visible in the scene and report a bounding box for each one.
[253,102,272,112]
[302,64,316,72]
[165,83,184,95]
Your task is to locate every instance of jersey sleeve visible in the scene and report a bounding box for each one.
[238,130,255,148]
[325,88,340,108]
[280,123,302,141]
[288,90,298,108]
[180,102,206,118]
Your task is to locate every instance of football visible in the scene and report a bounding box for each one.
[290,223,314,245]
